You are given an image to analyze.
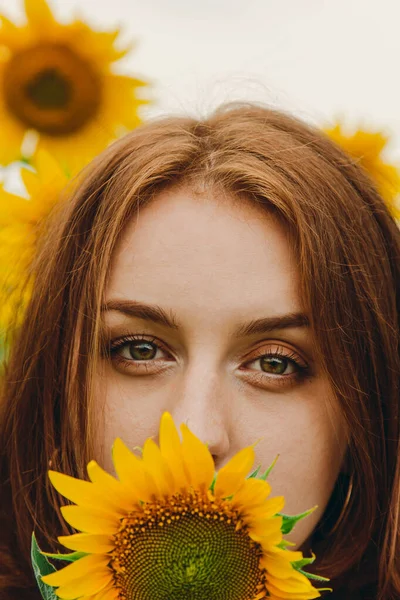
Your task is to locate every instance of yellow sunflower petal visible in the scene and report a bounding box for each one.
[111,437,159,501]
[48,470,127,515]
[60,505,120,535]
[41,553,109,587]
[248,495,285,521]
[265,547,304,566]
[86,460,138,509]
[0,189,33,225]
[20,166,42,199]
[281,549,304,561]
[0,150,68,227]
[0,104,25,165]
[73,27,131,65]
[58,533,114,554]
[231,477,272,510]
[55,572,112,600]
[268,569,317,592]
[142,438,175,496]
[325,123,400,220]
[21,157,70,220]
[101,74,148,130]
[266,574,321,599]
[180,423,215,491]
[36,121,111,174]
[82,583,119,600]
[214,446,255,498]
[159,412,189,492]
[250,519,282,546]
[261,551,301,579]
[249,515,283,546]
[34,147,66,179]
[266,588,320,600]
[24,0,55,29]
[0,16,21,49]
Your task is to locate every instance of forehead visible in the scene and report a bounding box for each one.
[106,188,301,324]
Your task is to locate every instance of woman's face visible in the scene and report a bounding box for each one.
[93,186,347,549]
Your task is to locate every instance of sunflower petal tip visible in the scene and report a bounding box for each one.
[113,436,125,449]
[179,421,191,435]
[87,459,99,471]
[57,535,74,549]
[161,410,173,423]
[48,469,63,486]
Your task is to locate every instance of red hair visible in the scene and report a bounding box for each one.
[0,103,399,599]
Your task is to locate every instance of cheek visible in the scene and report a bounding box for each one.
[254,392,347,548]
[91,368,164,476]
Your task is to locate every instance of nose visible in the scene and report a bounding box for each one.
[168,365,231,469]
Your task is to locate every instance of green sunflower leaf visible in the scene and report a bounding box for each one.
[279,506,317,535]
[276,539,296,549]
[41,550,88,562]
[30,533,57,600]
[209,471,218,494]
[291,554,316,569]
[296,568,331,583]
[291,553,331,586]
[259,454,279,480]
[248,465,261,478]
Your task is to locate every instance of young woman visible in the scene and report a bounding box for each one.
[0,103,399,600]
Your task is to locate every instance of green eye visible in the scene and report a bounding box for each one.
[127,341,157,361]
[259,356,289,375]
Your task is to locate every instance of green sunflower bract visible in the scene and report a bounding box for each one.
[36,412,331,599]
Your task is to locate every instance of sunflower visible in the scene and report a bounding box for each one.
[41,412,329,600]
[0,149,70,335]
[0,0,148,171]
[325,123,400,220]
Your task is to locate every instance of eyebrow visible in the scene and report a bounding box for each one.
[101,300,310,337]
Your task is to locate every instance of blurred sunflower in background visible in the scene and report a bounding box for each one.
[325,123,400,221]
[0,150,70,353]
[0,0,148,172]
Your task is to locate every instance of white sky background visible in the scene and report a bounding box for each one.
[1,0,400,167]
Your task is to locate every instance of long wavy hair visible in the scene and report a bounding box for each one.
[0,103,399,599]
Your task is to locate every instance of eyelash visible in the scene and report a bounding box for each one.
[106,332,310,390]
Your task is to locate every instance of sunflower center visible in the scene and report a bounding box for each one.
[3,43,101,136]
[110,491,266,600]
[26,69,72,109]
